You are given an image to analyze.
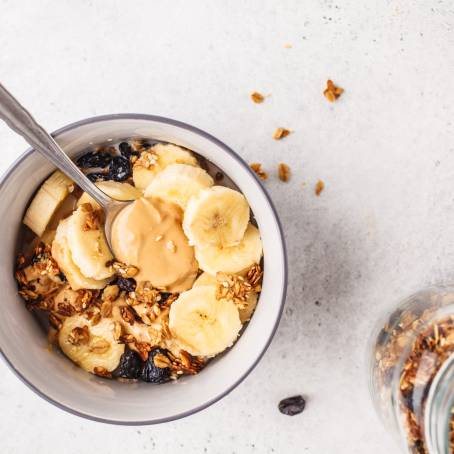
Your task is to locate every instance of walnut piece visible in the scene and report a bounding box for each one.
[68,326,90,346]
[278,163,291,182]
[273,128,291,140]
[250,163,268,181]
[315,180,325,196]
[323,79,344,102]
[250,91,265,103]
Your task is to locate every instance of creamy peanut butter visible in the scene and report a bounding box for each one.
[111,197,198,292]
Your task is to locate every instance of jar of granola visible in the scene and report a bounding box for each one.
[370,286,454,453]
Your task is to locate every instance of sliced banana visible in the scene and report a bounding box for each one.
[193,272,258,323]
[133,143,198,190]
[23,171,74,236]
[183,186,249,248]
[58,314,125,373]
[144,163,214,209]
[77,181,141,209]
[66,205,114,280]
[169,286,241,357]
[195,224,263,275]
[52,219,109,290]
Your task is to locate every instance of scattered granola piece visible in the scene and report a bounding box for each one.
[278,163,291,182]
[323,79,344,102]
[273,128,291,140]
[250,163,268,181]
[250,91,265,104]
[315,180,325,196]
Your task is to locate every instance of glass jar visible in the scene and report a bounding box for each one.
[369,286,454,454]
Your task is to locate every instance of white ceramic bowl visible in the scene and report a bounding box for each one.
[0,114,287,424]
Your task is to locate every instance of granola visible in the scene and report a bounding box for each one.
[323,79,344,102]
[250,163,268,181]
[273,128,291,140]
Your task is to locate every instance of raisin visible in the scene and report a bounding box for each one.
[141,141,151,149]
[58,272,67,282]
[108,156,132,182]
[87,172,109,182]
[140,348,171,384]
[119,142,136,159]
[215,171,224,181]
[117,277,136,292]
[278,395,306,416]
[76,151,113,169]
[112,349,142,379]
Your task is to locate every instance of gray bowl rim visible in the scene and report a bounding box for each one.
[0,113,287,425]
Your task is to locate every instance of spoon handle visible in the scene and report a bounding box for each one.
[0,82,112,210]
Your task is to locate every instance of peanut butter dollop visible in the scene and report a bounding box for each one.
[111,197,198,292]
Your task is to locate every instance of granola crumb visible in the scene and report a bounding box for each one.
[323,79,344,102]
[250,91,265,104]
[273,128,291,140]
[250,163,268,181]
[315,180,325,196]
[278,163,291,182]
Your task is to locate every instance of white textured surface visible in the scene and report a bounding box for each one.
[1,1,454,452]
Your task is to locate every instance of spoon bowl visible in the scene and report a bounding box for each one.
[0,82,128,251]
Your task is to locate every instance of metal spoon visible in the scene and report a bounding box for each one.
[0,82,127,251]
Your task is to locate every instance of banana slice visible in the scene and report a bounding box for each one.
[77,181,141,209]
[144,163,214,209]
[52,219,108,290]
[23,171,74,236]
[58,314,125,373]
[66,205,114,280]
[193,273,258,323]
[183,186,249,248]
[195,224,263,275]
[169,286,241,357]
[133,143,198,190]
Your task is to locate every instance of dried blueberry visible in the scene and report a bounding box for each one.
[112,349,142,379]
[278,395,306,416]
[58,272,67,282]
[215,171,224,181]
[108,156,132,182]
[76,150,113,169]
[119,141,135,159]
[140,348,171,384]
[117,277,136,292]
[141,141,151,149]
[87,172,109,182]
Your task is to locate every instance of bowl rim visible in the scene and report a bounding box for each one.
[0,113,287,425]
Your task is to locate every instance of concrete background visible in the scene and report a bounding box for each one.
[1,1,454,452]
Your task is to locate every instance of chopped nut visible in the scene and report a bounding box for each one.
[323,79,344,102]
[250,91,265,103]
[68,326,90,346]
[315,180,325,196]
[111,261,139,278]
[120,306,136,325]
[135,341,152,361]
[56,302,75,317]
[120,333,135,344]
[133,150,157,169]
[278,163,291,182]
[93,366,111,378]
[273,128,291,140]
[153,353,171,368]
[250,163,268,181]
[81,204,103,231]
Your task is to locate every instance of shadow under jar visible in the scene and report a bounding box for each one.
[370,286,454,454]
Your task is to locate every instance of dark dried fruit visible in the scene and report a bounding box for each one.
[215,172,224,181]
[76,151,113,169]
[119,142,136,159]
[108,156,132,182]
[141,141,151,149]
[117,277,136,292]
[112,349,142,379]
[278,395,306,416]
[140,348,171,384]
[87,172,109,182]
